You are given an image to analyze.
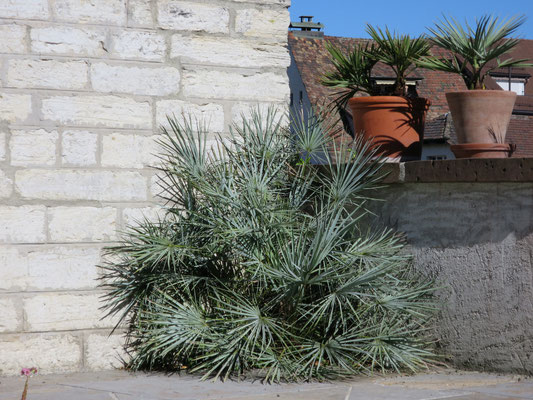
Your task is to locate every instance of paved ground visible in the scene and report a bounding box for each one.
[0,368,532,400]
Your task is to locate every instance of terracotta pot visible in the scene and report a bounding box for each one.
[348,96,430,160]
[446,90,517,144]
[450,143,515,159]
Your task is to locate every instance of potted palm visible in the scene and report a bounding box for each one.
[420,15,532,158]
[323,24,432,160]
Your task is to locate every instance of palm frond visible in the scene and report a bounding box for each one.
[421,14,532,89]
[366,25,431,96]
[322,40,380,103]
[99,107,437,382]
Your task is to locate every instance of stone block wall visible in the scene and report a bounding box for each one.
[0,0,290,375]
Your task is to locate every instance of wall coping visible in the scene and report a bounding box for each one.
[382,158,533,183]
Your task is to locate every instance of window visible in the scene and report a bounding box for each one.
[493,78,526,95]
[427,155,447,160]
[373,79,419,96]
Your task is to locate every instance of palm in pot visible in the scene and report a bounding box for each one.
[420,15,532,158]
[323,25,431,161]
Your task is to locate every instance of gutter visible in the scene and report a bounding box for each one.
[513,110,533,116]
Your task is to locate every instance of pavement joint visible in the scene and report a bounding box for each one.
[344,385,352,400]
[57,382,134,396]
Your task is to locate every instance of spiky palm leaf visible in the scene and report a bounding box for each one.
[322,26,430,101]
[322,41,380,105]
[420,15,533,89]
[100,107,437,382]
[366,25,431,96]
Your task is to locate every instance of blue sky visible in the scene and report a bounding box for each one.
[289,0,533,39]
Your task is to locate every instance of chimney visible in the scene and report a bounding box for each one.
[289,16,324,38]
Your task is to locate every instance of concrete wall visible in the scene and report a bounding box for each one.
[376,159,533,374]
[0,0,290,375]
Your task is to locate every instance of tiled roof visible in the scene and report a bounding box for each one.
[515,95,533,113]
[508,117,533,157]
[288,33,466,120]
[289,33,533,157]
[424,113,451,141]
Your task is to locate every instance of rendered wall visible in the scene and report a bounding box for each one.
[376,159,533,374]
[0,0,290,375]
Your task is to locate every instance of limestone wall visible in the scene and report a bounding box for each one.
[0,0,290,375]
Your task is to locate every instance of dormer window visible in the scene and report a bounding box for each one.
[490,70,530,96]
[372,78,420,96]
[493,77,526,95]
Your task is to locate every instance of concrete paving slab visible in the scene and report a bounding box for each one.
[222,386,350,400]
[466,382,533,399]
[443,395,525,400]
[57,374,342,399]
[0,371,127,393]
[0,385,129,400]
[0,368,531,400]
[375,370,520,390]
[345,383,470,400]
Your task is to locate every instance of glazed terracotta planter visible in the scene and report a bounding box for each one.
[446,90,517,158]
[348,96,430,160]
[450,143,516,159]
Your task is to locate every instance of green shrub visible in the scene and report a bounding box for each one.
[101,109,436,382]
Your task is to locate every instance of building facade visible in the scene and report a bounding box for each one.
[0,0,290,375]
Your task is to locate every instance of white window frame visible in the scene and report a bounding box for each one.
[493,77,526,95]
